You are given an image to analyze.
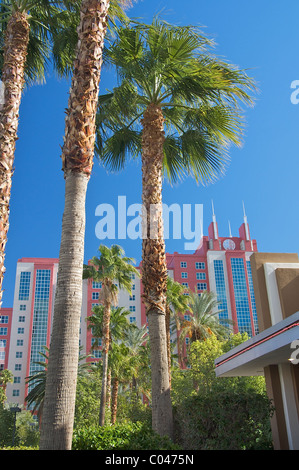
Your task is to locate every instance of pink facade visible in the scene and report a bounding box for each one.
[4,211,259,405]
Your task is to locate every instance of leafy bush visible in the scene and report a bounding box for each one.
[72,422,181,450]
[0,446,37,450]
[172,334,274,450]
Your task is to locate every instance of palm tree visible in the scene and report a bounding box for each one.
[166,277,190,386]
[123,323,148,398]
[87,303,131,420]
[179,290,232,348]
[0,0,78,308]
[95,18,255,437]
[83,244,139,426]
[39,1,132,450]
[108,340,137,425]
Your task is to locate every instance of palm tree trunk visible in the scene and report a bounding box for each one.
[165,304,172,388]
[0,11,30,307]
[39,0,110,450]
[99,301,111,426]
[111,377,119,425]
[141,103,173,438]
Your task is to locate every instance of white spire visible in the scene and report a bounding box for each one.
[228,220,232,238]
[242,201,250,241]
[211,200,218,239]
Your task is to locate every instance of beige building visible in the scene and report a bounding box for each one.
[215,252,299,450]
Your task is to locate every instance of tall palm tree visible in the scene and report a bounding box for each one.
[95,18,255,437]
[0,0,77,308]
[83,244,139,426]
[39,1,132,450]
[166,277,190,386]
[179,290,232,348]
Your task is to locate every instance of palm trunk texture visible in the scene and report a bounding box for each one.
[39,0,110,450]
[141,104,173,438]
[0,12,30,307]
[165,304,172,388]
[111,377,119,425]
[99,300,111,426]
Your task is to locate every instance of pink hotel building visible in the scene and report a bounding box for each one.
[1,211,259,406]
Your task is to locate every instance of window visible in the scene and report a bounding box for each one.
[129,295,135,301]
[129,306,136,312]
[16,352,22,358]
[16,340,23,346]
[14,377,21,384]
[195,262,205,270]
[18,316,25,323]
[0,352,5,360]
[213,260,229,326]
[19,271,31,300]
[20,304,26,311]
[184,315,190,321]
[0,328,8,336]
[92,281,102,289]
[182,282,188,287]
[132,284,135,290]
[231,258,252,336]
[181,272,188,279]
[129,316,136,324]
[185,337,190,345]
[196,272,206,280]
[15,364,22,371]
[17,328,24,334]
[129,273,135,279]
[93,350,102,359]
[0,316,8,324]
[92,292,99,300]
[29,269,51,382]
[13,390,20,397]
[197,283,207,291]
[0,340,6,348]
[180,261,187,268]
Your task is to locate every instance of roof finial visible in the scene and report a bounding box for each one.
[228,220,232,238]
[242,200,247,222]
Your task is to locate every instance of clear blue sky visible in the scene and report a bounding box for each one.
[2,0,299,307]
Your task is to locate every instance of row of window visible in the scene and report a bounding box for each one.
[180,261,205,270]
[181,272,206,280]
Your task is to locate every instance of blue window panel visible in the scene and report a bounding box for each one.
[246,261,259,335]
[28,269,51,396]
[19,272,31,300]
[213,260,229,326]
[231,258,252,337]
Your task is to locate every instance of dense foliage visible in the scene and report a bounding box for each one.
[72,422,180,450]
[172,334,274,450]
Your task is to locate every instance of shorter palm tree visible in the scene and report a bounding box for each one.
[87,303,132,418]
[179,291,233,352]
[83,244,139,426]
[166,277,190,385]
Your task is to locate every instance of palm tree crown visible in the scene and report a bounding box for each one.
[96,16,255,184]
[179,290,233,346]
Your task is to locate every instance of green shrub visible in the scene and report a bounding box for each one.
[72,422,181,450]
[0,446,37,450]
